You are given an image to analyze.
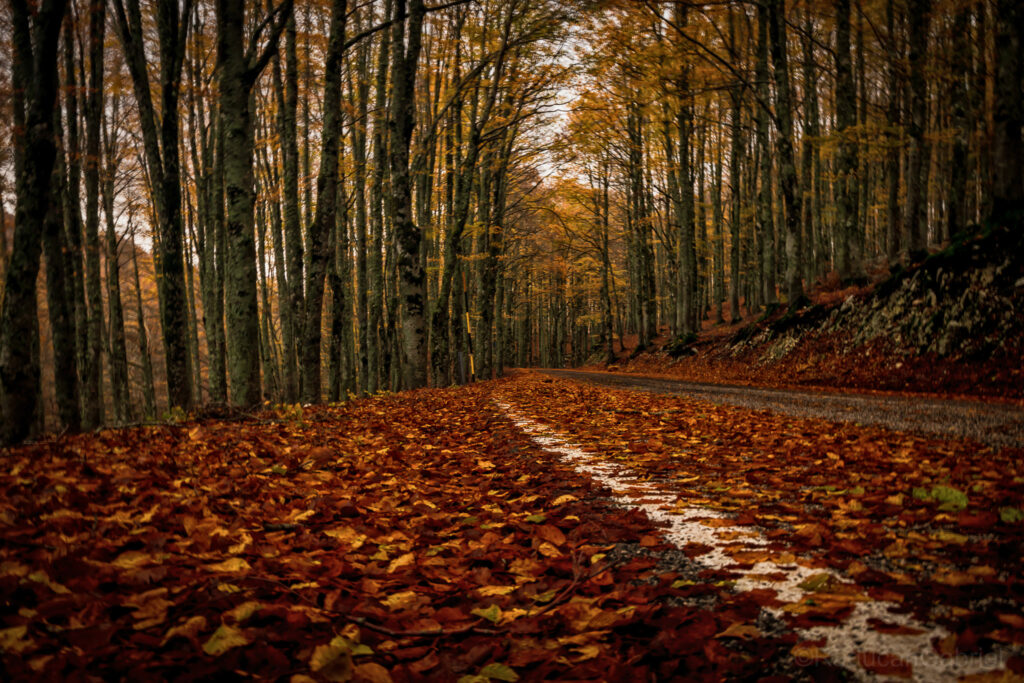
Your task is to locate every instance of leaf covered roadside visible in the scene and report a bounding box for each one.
[494,373,1024,672]
[3,380,804,681]
[2,371,1023,681]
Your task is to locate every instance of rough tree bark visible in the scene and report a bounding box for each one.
[1,0,68,444]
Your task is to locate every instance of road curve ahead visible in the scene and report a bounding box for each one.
[539,369,1024,449]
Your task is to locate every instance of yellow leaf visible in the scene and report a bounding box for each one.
[478,585,517,597]
[325,528,366,544]
[551,494,578,506]
[573,644,601,662]
[471,605,502,624]
[0,625,33,654]
[932,530,969,544]
[27,570,71,594]
[226,601,262,623]
[353,662,392,683]
[381,590,420,611]
[310,635,354,682]
[386,553,415,573]
[498,608,528,625]
[205,558,251,573]
[112,551,154,569]
[228,532,253,555]
[0,561,30,578]
[161,615,207,645]
[536,541,561,558]
[203,624,249,656]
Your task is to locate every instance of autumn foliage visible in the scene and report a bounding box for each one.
[2,372,1022,680]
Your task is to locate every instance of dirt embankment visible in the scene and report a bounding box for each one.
[595,225,1024,401]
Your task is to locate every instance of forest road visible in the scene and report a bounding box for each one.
[538,369,1024,449]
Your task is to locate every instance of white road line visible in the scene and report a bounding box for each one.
[497,400,1011,682]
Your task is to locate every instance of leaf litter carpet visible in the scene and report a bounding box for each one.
[2,371,1023,681]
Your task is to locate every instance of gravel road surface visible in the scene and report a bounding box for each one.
[540,369,1024,449]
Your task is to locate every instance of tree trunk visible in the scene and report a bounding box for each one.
[299,0,347,403]
[101,103,132,421]
[885,0,903,262]
[992,0,1023,219]
[216,0,291,406]
[768,0,804,304]
[756,4,775,306]
[130,230,157,418]
[1,0,67,444]
[905,0,931,254]
[835,0,859,280]
[82,0,107,426]
[368,0,392,393]
[389,0,429,389]
[45,116,81,432]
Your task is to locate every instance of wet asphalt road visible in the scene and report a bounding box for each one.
[539,369,1024,450]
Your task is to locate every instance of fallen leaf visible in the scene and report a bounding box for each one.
[387,552,415,573]
[479,662,519,681]
[203,624,249,656]
[311,635,355,682]
[0,625,33,654]
[161,616,207,646]
[205,557,251,573]
[471,605,502,624]
[715,623,761,640]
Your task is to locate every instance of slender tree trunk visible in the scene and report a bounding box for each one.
[45,115,81,432]
[349,23,371,395]
[992,0,1023,219]
[368,0,392,393]
[216,0,291,406]
[905,0,931,254]
[835,0,859,280]
[80,0,107,426]
[276,14,302,402]
[756,5,775,306]
[130,230,157,418]
[218,7,261,406]
[885,0,903,262]
[389,0,429,389]
[300,0,347,403]
[101,107,131,421]
[60,22,88,423]
[947,7,970,237]
[800,4,821,281]
[768,0,804,304]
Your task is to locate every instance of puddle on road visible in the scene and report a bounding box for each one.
[496,400,1011,682]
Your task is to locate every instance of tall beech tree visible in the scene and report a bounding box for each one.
[215,0,292,406]
[300,0,346,403]
[1,0,68,444]
[389,0,429,389]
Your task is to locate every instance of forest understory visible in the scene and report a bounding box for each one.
[2,370,1024,681]
[597,224,1024,403]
